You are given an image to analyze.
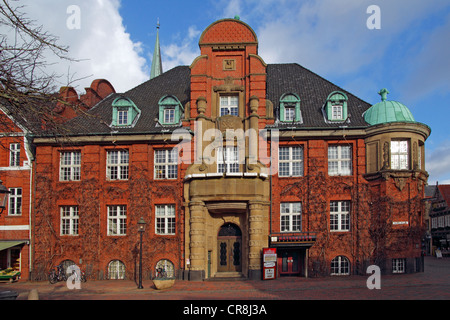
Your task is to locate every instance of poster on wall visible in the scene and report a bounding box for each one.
[262,248,277,280]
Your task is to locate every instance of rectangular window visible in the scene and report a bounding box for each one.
[279,146,304,177]
[9,143,20,167]
[391,140,409,170]
[8,188,22,216]
[117,108,129,125]
[154,149,178,179]
[60,206,79,236]
[280,202,302,232]
[330,201,350,231]
[217,146,239,173]
[107,205,127,236]
[220,96,239,116]
[328,145,352,176]
[60,151,81,181]
[107,150,129,180]
[284,106,295,121]
[392,258,406,274]
[331,105,343,120]
[155,205,176,235]
[163,108,175,124]
[431,217,437,229]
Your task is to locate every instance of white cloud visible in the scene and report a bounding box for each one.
[426,142,450,184]
[19,0,148,93]
[160,26,200,71]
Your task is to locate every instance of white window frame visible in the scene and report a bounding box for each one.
[431,217,437,229]
[107,205,127,236]
[330,201,350,232]
[284,106,295,121]
[108,260,126,280]
[107,150,129,180]
[60,206,79,236]
[328,145,352,176]
[155,205,176,235]
[9,143,20,167]
[154,149,178,180]
[279,146,304,177]
[60,151,81,181]
[331,104,343,120]
[220,95,239,116]
[8,188,22,216]
[217,146,240,173]
[280,202,302,232]
[163,108,175,124]
[331,256,350,275]
[155,259,175,278]
[391,140,409,170]
[117,108,129,126]
[438,216,445,228]
[392,258,406,274]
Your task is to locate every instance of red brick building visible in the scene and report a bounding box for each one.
[25,19,431,281]
[0,103,33,279]
[0,80,115,280]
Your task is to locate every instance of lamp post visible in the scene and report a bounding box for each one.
[0,180,11,216]
[137,217,146,289]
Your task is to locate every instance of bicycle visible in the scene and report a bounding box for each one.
[48,264,66,284]
[49,264,87,284]
[155,267,167,279]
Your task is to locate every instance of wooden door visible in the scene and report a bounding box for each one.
[217,223,242,273]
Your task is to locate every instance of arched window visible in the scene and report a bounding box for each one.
[330,256,350,275]
[108,260,126,280]
[279,93,302,123]
[155,259,175,278]
[60,259,77,276]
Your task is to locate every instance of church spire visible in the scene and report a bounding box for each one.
[150,19,163,79]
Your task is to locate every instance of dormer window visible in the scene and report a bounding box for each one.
[326,91,348,122]
[158,95,183,125]
[279,93,302,122]
[112,97,141,127]
[117,108,128,125]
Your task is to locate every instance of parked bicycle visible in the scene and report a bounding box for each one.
[49,263,86,284]
[155,267,167,279]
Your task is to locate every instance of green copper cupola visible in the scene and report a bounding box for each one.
[364,89,416,126]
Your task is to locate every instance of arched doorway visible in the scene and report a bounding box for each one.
[217,223,242,273]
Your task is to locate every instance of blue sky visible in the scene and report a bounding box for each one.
[18,0,450,184]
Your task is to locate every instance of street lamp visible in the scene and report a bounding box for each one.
[0,180,11,216]
[137,217,146,289]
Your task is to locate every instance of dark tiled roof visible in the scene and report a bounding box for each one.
[266,63,371,129]
[60,63,371,136]
[65,66,191,135]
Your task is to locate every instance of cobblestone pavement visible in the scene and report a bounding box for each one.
[1,257,449,301]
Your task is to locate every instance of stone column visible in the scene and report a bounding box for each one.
[248,96,259,168]
[248,200,266,280]
[189,200,206,281]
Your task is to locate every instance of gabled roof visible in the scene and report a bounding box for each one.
[266,63,371,129]
[437,185,450,207]
[55,63,371,137]
[65,66,191,135]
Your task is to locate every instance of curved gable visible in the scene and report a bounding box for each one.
[199,19,258,46]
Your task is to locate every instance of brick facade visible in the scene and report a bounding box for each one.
[1,18,431,281]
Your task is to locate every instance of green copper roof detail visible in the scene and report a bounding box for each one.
[364,89,415,126]
[150,20,163,80]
